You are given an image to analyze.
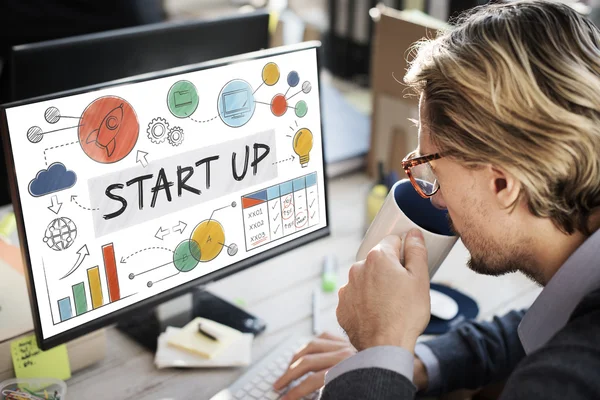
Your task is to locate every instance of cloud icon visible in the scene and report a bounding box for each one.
[28,162,77,197]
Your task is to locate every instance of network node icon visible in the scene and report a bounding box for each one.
[302,81,312,94]
[218,79,256,128]
[271,94,288,117]
[147,117,169,144]
[262,63,280,86]
[295,100,308,118]
[287,71,300,87]
[167,80,199,118]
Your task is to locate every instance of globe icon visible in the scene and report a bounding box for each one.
[43,217,77,251]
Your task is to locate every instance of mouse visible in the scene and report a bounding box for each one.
[430,288,459,320]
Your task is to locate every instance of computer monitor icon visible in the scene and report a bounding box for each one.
[223,88,251,118]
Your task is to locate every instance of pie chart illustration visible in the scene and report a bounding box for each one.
[190,220,226,262]
[78,96,139,164]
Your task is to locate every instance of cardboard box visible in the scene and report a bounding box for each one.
[367,5,449,177]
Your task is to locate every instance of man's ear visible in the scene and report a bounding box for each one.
[487,165,521,208]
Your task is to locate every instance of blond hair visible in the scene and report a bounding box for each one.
[405,0,600,235]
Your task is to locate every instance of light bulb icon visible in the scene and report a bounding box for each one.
[293,128,313,168]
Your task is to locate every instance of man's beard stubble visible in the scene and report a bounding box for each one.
[446,213,543,284]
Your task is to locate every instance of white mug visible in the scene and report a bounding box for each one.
[357,179,458,278]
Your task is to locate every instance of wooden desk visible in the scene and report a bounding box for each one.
[66,172,541,399]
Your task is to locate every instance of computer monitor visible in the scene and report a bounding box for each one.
[0,42,329,350]
[8,10,270,102]
[223,88,252,118]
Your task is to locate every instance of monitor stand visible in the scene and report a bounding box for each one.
[116,287,266,351]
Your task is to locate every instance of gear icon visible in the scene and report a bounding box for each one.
[167,126,184,146]
[147,117,169,144]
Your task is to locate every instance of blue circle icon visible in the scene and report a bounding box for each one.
[218,79,255,128]
[287,71,300,87]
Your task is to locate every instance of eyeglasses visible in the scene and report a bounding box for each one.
[401,150,443,198]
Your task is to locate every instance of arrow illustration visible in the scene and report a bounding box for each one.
[155,226,170,240]
[71,195,99,211]
[173,221,187,234]
[137,150,149,167]
[120,246,174,263]
[272,155,295,165]
[47,195,63,214]
[60,245,89,280]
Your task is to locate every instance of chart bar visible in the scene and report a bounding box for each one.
[102,243,121,302]
[72,282,87,316]
[87,266,103,309]
[57,297,72,321]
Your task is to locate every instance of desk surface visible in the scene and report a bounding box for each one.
[66,172,541,399]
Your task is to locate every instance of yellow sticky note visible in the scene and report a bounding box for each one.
[11,334,71,380]
[167,317,243,359]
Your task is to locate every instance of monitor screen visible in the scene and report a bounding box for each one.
[0,44,328,349]
[223,89,251,117]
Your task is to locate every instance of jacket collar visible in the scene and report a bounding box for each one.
[518,229,600,354]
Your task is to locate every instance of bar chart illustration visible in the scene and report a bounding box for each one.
[51,242,130,323]
[242,172,320,251]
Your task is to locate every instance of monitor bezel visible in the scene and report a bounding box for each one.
[0,41,330,350]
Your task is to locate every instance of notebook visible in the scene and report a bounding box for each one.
[166,317,244,359]
[156,326,253,369]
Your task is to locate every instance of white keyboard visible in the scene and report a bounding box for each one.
[210,335,319,400]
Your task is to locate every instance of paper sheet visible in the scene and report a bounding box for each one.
[155,326,253,369]
[166,317,244,359]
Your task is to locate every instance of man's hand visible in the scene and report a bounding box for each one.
[273,332,356,400]
[336,229,431,352]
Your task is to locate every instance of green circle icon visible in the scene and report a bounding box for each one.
[295,100,308,118]
[173,239,201,272]
[167,80,199,118]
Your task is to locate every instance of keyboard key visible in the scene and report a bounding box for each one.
[258,382,271,391]
[243,384,253,392]
[268,363,278,371]
[265,391,280,400]
[249,388,264,398]
[265,374,277,384]
[252,377,261,385]
[259,369,270,377]
[234,389,246,399]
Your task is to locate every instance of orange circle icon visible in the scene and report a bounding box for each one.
[271,94,287,117]
[78,96,139,163]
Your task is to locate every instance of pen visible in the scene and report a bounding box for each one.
[312,288,321,335]
[198,323,219,341]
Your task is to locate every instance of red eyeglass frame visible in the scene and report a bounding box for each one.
[401,150,443,198]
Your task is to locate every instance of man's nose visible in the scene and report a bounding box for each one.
[430,190,447,210]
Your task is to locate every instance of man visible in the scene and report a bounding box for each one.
[273,1,600,398]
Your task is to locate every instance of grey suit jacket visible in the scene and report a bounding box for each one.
[321,287,600,399]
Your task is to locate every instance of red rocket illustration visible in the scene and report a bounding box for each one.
[85,103,124,157]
